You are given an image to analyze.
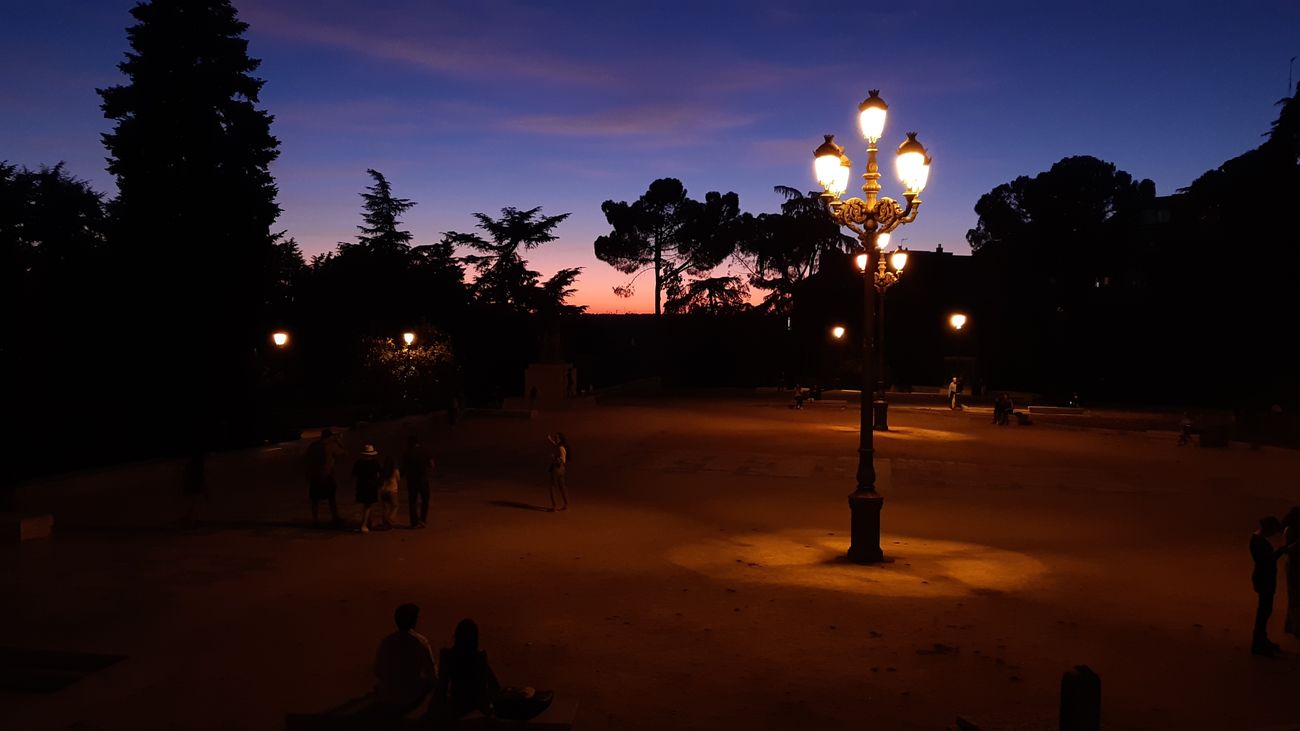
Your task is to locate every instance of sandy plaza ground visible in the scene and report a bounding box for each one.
[3,393,1299,730]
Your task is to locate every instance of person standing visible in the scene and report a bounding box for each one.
[374,603,437,720]
[379,457,401,529]
[353,445,382,533]
[403,435,434,529]
[948,377,960,410]
[547,432,569,512]
[1284,507,1300,639]
[304,429,346,527]
[1250,516,1287,655]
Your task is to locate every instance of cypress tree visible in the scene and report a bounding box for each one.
[99,0,281,445]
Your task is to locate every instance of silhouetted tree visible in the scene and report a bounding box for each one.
[455,206,583,314]
[665,275,751,315]
[735,186,854,312]
[966,156,1152,396]
[344,169,414,254]
[594,178,743,315]
[99,0,281,443]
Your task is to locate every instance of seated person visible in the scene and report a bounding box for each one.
[432,619,500,718]
[373,603,437,719]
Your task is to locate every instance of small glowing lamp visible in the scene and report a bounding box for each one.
[890,249,909,272]
[949,313,968,330]
[831,325,846,339]
[854,252,869,272]
[271,331,289,347]
[857,89,888,143]
[814,135,846,193]
[875,232,891,251]
[896,132,930,194]
[402,332,416,346]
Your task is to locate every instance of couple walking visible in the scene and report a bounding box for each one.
[1250,507,1300,656]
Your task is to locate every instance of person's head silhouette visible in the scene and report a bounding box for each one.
[394,603,420,632]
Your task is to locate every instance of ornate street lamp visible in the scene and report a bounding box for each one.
[949,313,968,331]
[831,325,846,340]
[271,331,290,348]
[813,89,931,564]
[402,331,416,347]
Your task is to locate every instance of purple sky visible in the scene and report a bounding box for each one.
[3,1,1298,312]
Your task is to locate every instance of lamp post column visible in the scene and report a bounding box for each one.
[875,285,889,430]
[849,247,884,563]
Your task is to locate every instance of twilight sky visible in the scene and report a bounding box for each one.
[3,1,1298,312]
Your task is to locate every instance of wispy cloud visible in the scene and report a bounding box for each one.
[242,4,619,88]
[501,104,755,144]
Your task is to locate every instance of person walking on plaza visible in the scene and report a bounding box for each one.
[1284,507,1300,639]
[373,602,437,721]
[378,456,401,529]
[402,434,434,529]
[1249,516,1297,655]
[547,432,569,511]
[353,444,383,533]
[305,429,346,527]
[948,377,960,410]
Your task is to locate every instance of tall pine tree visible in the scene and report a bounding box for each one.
[99,0,281,445]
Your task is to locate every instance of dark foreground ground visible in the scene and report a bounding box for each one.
[2,395,1299,730]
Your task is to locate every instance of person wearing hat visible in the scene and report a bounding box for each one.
[304,428,346,527]
[353,444,383,533]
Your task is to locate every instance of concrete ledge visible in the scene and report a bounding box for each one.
[0,512,54,543]
[455,695,577,729]
[1028,406,1085,415]
[466,408,537,420]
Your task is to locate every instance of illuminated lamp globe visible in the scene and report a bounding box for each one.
[875,232,891,251]
[890,249,909,272]
[857,89,888,143]
[831,325,846,339]
[814,135,845,192]
[949,313,968,330]
[896,132,930,194]
[272,331,289,347]
[402,331,416,346]
[855,252,869,272]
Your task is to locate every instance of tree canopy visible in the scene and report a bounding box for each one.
[594,178,743,315]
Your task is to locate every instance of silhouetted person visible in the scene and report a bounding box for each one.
[547,432,569,511]
[379,456,400,528]
[948,377,960,410]
[1284,507,1300,639]
[433,619,500,720]
[792,385,805,409]
[1178,412,1194,446]
[403,434,434,529]
[1251,516,1287,655]
[565,367,576,398]
[373,603,436,721]
[304,429,345,526]
[353,445,382,533]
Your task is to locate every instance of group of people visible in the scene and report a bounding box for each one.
[306,428,574,528]
[1250,508,1300,656]
[371,605,551,725]
[304,430,434,532]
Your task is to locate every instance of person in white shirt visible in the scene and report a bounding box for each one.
[374,603,437,718]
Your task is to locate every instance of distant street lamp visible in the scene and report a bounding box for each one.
[402,331,416,346]
[271,331,289,348]
[813,89,932,564]
[949,313,968,331]
[831,325,846,340]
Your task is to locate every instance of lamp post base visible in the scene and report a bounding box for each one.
[872,400,889,431]
[846,489,885,563]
